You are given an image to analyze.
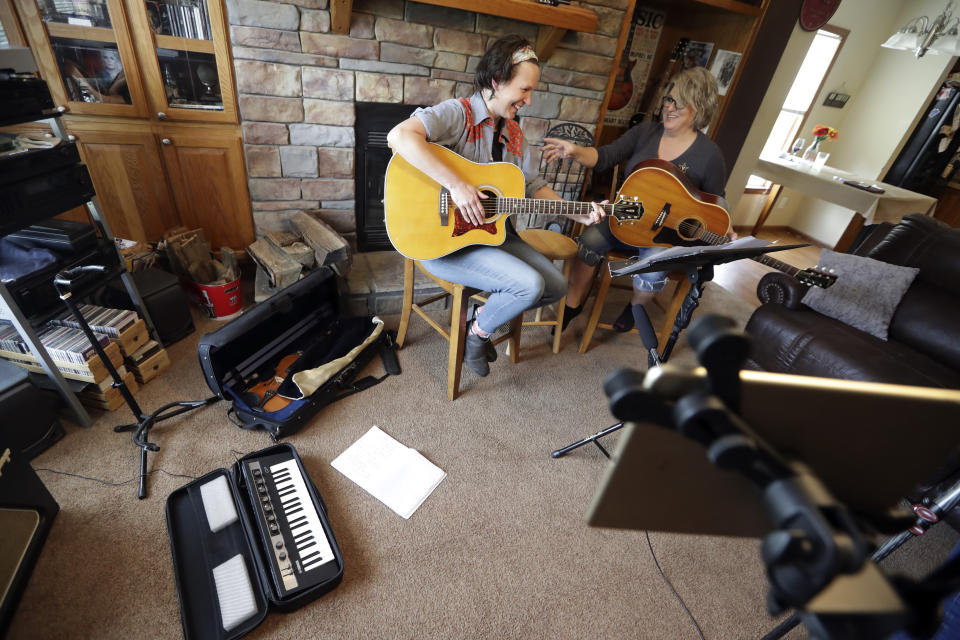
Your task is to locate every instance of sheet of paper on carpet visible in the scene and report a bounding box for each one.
[331,425,445,519]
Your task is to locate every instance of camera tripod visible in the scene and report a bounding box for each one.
[54,265,219,498]
[590,313,960,639]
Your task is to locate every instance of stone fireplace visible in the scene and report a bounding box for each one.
[223,0,625,251]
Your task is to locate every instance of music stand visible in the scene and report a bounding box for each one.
[551,241,807,459]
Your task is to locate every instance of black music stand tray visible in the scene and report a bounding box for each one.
[551,241,807,459]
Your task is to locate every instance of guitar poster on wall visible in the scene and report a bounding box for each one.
[604,5,665,128]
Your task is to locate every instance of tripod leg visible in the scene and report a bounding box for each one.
[661,267,710,363]
[138,447,149,499]
[551,422,624,459]
[759,613,801,640]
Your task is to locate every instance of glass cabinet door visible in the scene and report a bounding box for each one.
[14,0,147,115]
[128,0,237,123]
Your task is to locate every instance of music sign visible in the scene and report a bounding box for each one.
[604,6,665,128]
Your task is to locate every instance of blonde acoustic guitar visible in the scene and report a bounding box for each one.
[384,143,639,261]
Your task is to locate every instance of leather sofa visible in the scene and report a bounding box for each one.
[744,213,960,389]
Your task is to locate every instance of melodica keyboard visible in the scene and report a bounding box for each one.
[241,450,341,597]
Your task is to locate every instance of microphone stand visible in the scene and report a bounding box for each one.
[54,265,219,499]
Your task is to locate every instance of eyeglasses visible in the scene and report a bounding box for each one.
[661,95,685,109]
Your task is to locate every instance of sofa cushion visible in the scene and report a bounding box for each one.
[867,213,960,296]
[745,304,960,389]
[801,250,919,340]
[888,281,960,372]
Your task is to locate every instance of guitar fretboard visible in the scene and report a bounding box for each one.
[496,197,614,217]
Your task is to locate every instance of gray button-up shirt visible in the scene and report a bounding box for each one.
[412,92,549,198]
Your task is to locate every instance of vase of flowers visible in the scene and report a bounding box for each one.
[803,125,839,162]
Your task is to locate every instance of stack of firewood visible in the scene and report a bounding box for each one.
[161,227,239,285]
[246,210,350,302]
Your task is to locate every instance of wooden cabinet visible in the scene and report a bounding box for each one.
[159,124,253,249]
[64,116,254,248]
[12,0,253,248]
[67,119,179,239]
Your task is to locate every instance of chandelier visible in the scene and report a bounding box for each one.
[882,1,960,58]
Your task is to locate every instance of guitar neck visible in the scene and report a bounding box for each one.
[489,197,614,218]
[701,230,802,277]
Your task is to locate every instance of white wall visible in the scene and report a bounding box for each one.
[727,0,953,245]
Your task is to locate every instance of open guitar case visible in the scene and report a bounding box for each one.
[197,267,400,438]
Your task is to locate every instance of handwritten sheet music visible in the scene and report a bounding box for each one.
[331,426,446,519]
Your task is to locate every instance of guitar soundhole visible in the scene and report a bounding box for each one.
[452,190,499,237]
[677,218,704,240]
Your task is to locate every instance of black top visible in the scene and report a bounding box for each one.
[595,122,727,197]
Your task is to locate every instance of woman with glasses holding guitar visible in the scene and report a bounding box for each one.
[386,35,605,379]
[541,66,728,366]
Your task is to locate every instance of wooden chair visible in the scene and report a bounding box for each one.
[504,123,591,353]
[578,251,692,355]
[396,258,521,400]
[515,228,578,354]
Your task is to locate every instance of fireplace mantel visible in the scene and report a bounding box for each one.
[329,0,598,61]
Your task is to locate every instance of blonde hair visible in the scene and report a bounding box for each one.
[669,66,719,131]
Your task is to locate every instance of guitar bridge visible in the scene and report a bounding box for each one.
[652,203,670,230]
[439,189,449,226]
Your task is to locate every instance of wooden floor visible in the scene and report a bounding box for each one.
[711,227,826,309]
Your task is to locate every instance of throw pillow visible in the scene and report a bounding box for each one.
[801,249,919,341]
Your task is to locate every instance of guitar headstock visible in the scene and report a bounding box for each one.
[612,195,643,221]
[797,268,837,289]
[670,38,690,62]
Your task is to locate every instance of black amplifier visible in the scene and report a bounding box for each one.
[0,75,55,123]
[0,163,96,237]
[0,444,59,637]
[1,239,119,325]
[6,218,98,254]
[0,142,82,185]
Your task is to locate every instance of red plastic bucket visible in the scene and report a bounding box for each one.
[179,276,243,319]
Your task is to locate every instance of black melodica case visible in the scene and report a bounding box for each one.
[166,443,343,639]
[196,267,399,439]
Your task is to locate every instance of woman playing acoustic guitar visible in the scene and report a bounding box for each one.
[541,66,727,366]
[387,35,605,379]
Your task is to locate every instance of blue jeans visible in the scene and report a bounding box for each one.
[577,223,669,293]
[421,234,567,333]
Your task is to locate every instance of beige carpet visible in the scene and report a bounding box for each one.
[7,282,955,640]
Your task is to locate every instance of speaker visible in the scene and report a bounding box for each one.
[0,446,59,636]
[0,360,63,461]
[106,268,194,346]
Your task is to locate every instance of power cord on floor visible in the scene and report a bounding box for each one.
[34,450,257,488]
[646,530,706,640]
[35,467,197,486]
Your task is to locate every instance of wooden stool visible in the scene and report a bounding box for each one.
[578,251,692,354]
[396,258,521,400]
[517,228,579,354]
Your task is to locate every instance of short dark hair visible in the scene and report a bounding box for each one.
[473,35,538,95]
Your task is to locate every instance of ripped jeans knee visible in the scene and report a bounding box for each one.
[577,242,604,267]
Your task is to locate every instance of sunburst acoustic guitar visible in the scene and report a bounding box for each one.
[613,160,837,289]
[383,144,836,288]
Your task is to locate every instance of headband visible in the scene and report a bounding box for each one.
[512,46,538,65]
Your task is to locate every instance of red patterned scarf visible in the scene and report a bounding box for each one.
[458,97,523,158]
